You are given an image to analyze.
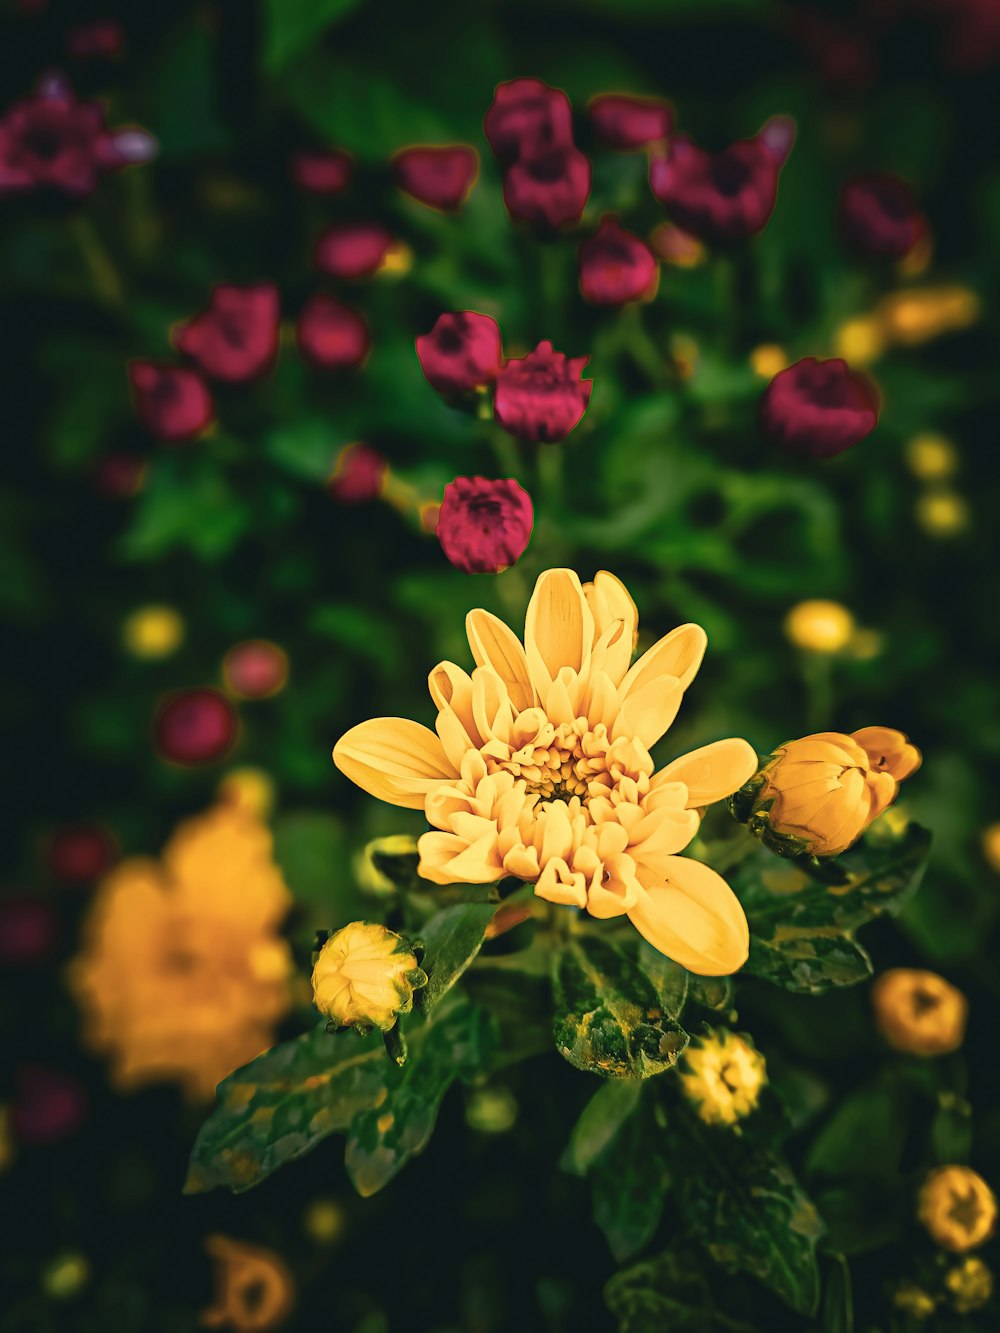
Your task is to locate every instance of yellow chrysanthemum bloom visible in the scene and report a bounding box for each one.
[201,1234,294,1332]
[680,1029,766,1126]
[945,1256,993,1314]
[312,921,426,1033]
[918,1166,997,1253]
[784,599,855,654]
[71,806,293,1102]
[333,570,759,975]
[872,968,967,1057]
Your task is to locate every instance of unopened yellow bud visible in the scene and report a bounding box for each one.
[679,1029,766,1127]
[750,344,786,379]
[906,433,957,481]
[216,767,275,820]
[916,490,968,537]
[122,605,184,659]
[872,968,967,1057]
[834,317,885,365]
[311,921,426,1034]
[784,600,855,654]
[919,1166,997,1253]
[945,1256,993,1313]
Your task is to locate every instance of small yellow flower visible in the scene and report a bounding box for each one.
[876,285,981,345]
[42,1252,90,1301]
[784,600,855,654]
[982,823,1000,872]
[749,344,786,379]
[122,605,184,659]
[201,1235,294,1332]
[833,317,886,365]
[302,1198,345,1244]
[680,1029,766,1127]
[354,835,420,898]
[916,490,968,537]
[217,767,276,820]
[893,1284,936,1320]
[906,433,957,481]
[379,240,413,277]
[918,1166,997,1253]
[311,921,426,1034]
[945,1256,993,1314]
[872,968,967,1057]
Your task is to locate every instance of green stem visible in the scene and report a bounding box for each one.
[488,428,523,480]
[713,253,739,357]
[802,652,834,731]
[71,214,125,306]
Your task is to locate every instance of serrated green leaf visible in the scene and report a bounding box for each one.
[744,931,873,994]
[415,901,498,1016]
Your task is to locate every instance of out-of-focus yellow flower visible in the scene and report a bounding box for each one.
[354,835,420,898]
[916,490,968,537]
[945,1256,994,1314]
[680,1029,766,1127]
[70,806,292,1102]
[739,727,921,857]
[893,1284,936,1320]
[217,767,276,820]
[333,569,760,975]
[465,1084,519,1133]
[847,627,883,661]
[784,599,855,654]
[833,317,886,366]
[122,605,184,659]
[897,229,934,278]
[982,823,1000,872]
[302,1198,345,1244]
[750,344,786,379]
[379,240,413,277]
[201,1235,294,1332]
[311,921,426,1034]
[919,1166,997,1253]
[42,1252,90,1300]
[872,968,968,1057]
[876,286,981,345]
[906,433,957,481]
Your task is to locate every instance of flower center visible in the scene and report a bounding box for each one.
[488,717,652,815]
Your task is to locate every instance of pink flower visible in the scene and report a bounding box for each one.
[328,443,387,503]
[314,221,397,279]
[393,145,478,211]
[838,173,926,259]
[153,688,238,765]
[66,18,125,60]
[175,284,280,383]
[759,357,879,459]
[579,216,659,304]
[297,294,370,370]
[437,477,534,574]
[290,147,353,195]
[415,311,503,395]
[503,146,591,229]
[222,641,289,700]
[129,363,214,442]
[494,341,592,442]
[649,116,795,245]
[484,78,573,164]
[589,94,672,150]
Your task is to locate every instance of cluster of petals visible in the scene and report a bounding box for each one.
[579,215,659,305]
[128,362,214,442]
[589,94,672,151]
[393,145,478,211]
[838,172,926,259]
[759,356,879,459]
[175,283,280,383]
[334,569,759,975]
[485,78,591,229]
[290,147,353,195]
[297,293,370,370]
[437,476,534,574]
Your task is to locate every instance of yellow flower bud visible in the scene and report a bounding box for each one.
[122,605,184,659]
[945,1256,993,1313]
[916,490,968,538]
[679,1029,766,1128]
[918,1166,997,1253]
[311,921,426,1034]
[784,600,855,654]
[749,344,787,379]
[872,968,968,1057]
[982,823,1000,873]
[893,1284,936,1320]
[906,433,957,481]
[834,317,885,365]
[354,835,420,898]
[877,285,981,345]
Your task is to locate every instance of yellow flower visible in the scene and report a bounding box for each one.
[872,968,967,1057]
[746,727,921,857]
[833,317,886,366]
[70,806,293,1102]
[982,823,1000,872]
[122,605,184,659]
[201,1235,294,1332]
[749,344,786,379]
[945,1256,993,1313]
[876,285,981,345]
[784,599,855,654]
[906,433,957,481]
[893,1284,936,1320]
[916,490,968,537]
[311,921,426,1033]
[302,1198,345,1244]
[918,1166,997,1253]
[333,569,759,975]
[680,1029,766,1127]
[217,767,276,820]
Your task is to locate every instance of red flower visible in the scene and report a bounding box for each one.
[66,18,125,60]
[484,78,573,164]
[129,363,214,442]
[49,824,116,883]
[437,477,534,574]
[394,145,478,211]
[328,443,387,503]
[153,688,238,765]
[11,1067,87,1146]
[579,216,658,305]
[494,341,592,443]
[649,116,795,245]
[503,146,591,229]
[415,311,503,395]
[290,147,353,195]
[175,284,280,383]
[297,294,370,370]
[314,221,397,279]
[759,357,879,459]
[838,173,926,259]
[223,641,289,700]
[589,94,672,150]
[0,897,58,965]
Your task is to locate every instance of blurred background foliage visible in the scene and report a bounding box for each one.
[2,0,999,1329]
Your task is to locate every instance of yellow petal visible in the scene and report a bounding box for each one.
[622,622,707,696]
[466,609,534,713]
[613,675,683,749]
[524,569,593,699]
[627,857,749,975]
[333,718,456,809]
[851,726,922,782]
[655,738,759,808]
[585,571,637,681]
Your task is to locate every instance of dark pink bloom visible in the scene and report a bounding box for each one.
[649,116,795,246]
[760,357,879,459]
[153,688,238,765]
[484,78,573,164]
[416,311,503,395]
[175,284,280,383]
[48,824,116,883]
[838,173,926,259]
[394,145,478,211]
[11,1067,87,1146]
[503,146,591,229]
[290,147,353,195]
[589,94,672,150]
[0,897,58,965]
[223,641,288,700]
[297,294,370,370]
[437,477,534,574]
[579,216,658,305]
[328,443,387,503]
[494,341,592,443]
[66,18,125,60]
[314,221,397,279]
[129,363,214,442]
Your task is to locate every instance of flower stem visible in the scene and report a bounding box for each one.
[71,214,125,307]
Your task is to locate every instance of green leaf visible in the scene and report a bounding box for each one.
[744,932,873,995]
[805,1083,907,1183]
[120,454,251,563]
[589,1099,671,1262]
[606,1243,759,1333]
[263,0,364,75]
[415,902,498,1016]
[553,935,689,1079]
[634,942,689,1020]
[561,1079,643,1177]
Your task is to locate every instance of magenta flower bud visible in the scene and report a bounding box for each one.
[415,311,503,395]
[0,897,58,965]
[175,284,280,383]
[437,477,534,574]
[328,443,387,503]
[838,173,926,259]
[49,824,116,883]
[494,341,592,443]
[290,147,353,195]
[579,216,659,305]
[393,145,478,211]
[128,363,214,442]
[66,18,125,60]
[589,94,671,150]
[297,294,370,370]
[314,221,397,279]
[11,1067,87,1146]
[760,357,879,460]
[153,688,238,766]
[503,146,591,229]
[484,77,574,164]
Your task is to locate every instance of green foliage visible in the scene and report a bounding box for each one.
[414,901,498,1015]
[606,1243,759,1333]
[262,0,365,74]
